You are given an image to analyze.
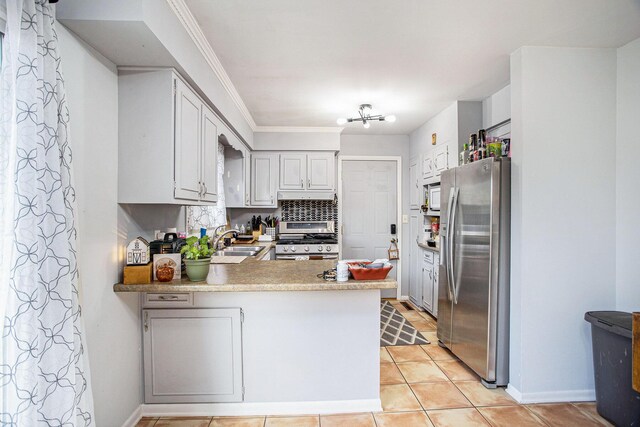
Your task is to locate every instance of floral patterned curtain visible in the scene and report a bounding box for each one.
[0,1,95,425]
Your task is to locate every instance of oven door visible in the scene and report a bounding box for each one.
[275,254,339,260]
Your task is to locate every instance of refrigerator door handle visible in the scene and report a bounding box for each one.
[441,235,453,300]
[445,187,456,301]
[449,187,460,304]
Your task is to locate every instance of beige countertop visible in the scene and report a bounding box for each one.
[418,242,440,252]
[114,253,397,293]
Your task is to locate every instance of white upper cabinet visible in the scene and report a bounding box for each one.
[200,104,219,202]
[422,153,434,180]
[279,154,306,190]
[307,153,335,190]
[251,152,277,207]
[174,80,202,201]
[433,144,449,177]
[278,152,335,192]
[415,101,483,185]
[409,156,420,210]
[118,69,219,204]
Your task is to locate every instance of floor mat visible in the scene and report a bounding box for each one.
[380,300,430,346]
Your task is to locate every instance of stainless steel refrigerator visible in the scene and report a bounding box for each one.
[437,157,510,387]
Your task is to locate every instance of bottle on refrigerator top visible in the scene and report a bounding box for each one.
[502,138,511,157]
[478,129,486,160]
[469,134,477,163]
[460,143,470,165]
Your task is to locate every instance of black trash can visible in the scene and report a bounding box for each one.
[585,311,640,426]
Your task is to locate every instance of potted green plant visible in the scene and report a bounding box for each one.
[180,235,213,281]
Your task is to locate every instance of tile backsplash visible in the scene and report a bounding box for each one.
[281,200,338,234]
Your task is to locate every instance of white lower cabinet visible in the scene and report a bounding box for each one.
[422,251,434,312]
[409,215,421,306]
[433,254,439,318]
[143,308,244,403]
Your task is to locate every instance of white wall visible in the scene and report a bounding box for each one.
[482,85,511,128]
[409,102,458,159]
[509,46,617,402]
[254,131,341,151]
[340,135,410,296]
[59,26,142,426]
[616,38,640,312]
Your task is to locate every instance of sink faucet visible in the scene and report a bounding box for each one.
[213,224,227,236]
[213,229,238,250]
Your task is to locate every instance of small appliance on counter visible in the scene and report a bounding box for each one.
[149,232,185,256]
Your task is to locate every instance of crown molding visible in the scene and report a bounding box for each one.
[167,0,257,130]
[254,126,344,134]
[167,0,345,135]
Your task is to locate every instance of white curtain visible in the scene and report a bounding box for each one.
[0,1,95,425]
[186,143,227,232]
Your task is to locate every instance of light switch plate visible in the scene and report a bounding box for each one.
[402,215,409,224]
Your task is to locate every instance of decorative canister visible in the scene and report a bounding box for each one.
[336,261,349,282]
[156,265,175,282]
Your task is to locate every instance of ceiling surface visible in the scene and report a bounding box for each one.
[185,0,640,134]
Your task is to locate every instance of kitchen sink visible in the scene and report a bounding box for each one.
[223,246,264,252]
[213,250,258,257]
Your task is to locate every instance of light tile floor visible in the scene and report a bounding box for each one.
[135,299,613,427]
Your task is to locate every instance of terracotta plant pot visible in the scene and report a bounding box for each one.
[184,258,211,282]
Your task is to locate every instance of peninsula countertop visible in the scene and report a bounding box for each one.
[113,259,397,293]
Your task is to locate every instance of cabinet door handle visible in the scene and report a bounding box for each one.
[203,183,208,195]
[144,311,149,332]
[300,179,303,188]
[308,178,310,188]
[271,196,274,204]
[158,295,179,300]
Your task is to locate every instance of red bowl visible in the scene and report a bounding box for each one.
[347,262,393,280]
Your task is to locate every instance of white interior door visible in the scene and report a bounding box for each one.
[342,159,398,298]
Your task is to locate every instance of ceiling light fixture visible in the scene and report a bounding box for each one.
[337,104,396,128]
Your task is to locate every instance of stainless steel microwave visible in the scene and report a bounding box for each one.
[429,185,441,211]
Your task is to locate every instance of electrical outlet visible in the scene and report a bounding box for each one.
[402,215,409,224]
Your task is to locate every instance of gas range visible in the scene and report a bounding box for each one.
[275,221,339,259]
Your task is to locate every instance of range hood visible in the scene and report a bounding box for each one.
[277,191,336,201]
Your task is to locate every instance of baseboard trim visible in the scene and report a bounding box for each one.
[397,295,409,301]
[121,405,143,427]
[139,399,382,418]
[506,384,595,404]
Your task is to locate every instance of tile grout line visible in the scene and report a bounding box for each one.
[521,405,553,427]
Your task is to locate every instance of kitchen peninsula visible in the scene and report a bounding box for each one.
[114,256,396,416]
